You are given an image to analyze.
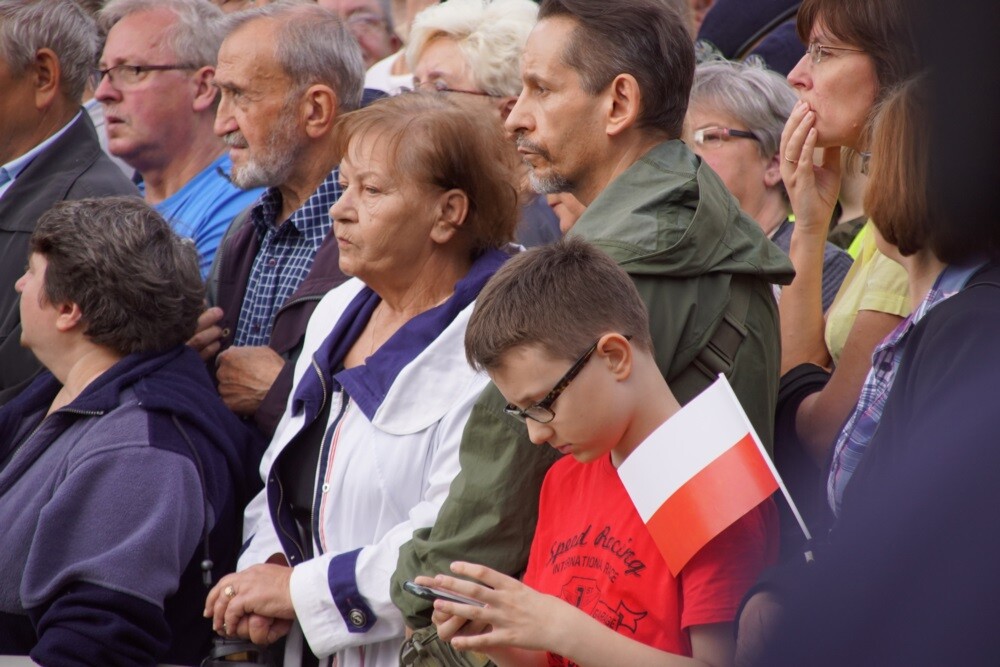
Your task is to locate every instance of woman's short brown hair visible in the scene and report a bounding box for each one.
[333,92,521,255]
[869,75,1000,263]
[865,77,931,258]
[466,238,654,371]
[30,197,204,355]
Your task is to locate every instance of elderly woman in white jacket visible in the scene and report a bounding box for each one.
[205,92,522,667]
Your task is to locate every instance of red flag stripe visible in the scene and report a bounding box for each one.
[645,433,778,576]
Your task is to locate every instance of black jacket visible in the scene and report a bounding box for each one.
[0,111,138,395]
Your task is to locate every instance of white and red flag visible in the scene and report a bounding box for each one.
[618,375,787,576]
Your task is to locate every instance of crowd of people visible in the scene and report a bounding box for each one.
[0,0,997,666]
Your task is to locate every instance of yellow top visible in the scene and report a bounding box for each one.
[824,221,911,365]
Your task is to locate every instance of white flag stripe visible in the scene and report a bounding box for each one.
[618,378,748,522]
[717,376,813,542]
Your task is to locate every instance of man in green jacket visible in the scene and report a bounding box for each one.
[505,0,794,443]
[392,0,793,652]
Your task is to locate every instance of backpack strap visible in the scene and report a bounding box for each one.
[670,275,752,395]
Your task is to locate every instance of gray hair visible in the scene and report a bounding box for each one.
[406,0,538,98]
[690,57,797,159]
[220,0,364,111]
[0,0,98,102]
[99,0,226,68]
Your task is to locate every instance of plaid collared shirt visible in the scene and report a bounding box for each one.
[827,262,985,515]
[234,169,341,348]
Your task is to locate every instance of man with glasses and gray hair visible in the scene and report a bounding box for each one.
[96,0,265,277]
[0,0,137,402]
[191,1,363,436]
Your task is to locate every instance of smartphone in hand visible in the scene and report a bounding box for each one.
[403,580,486,607]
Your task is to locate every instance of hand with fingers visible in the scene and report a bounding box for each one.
[188,306,225,361]
[204,563,296,645]
[415,561,578,655]
[780,100,843,237]
[216,345,285,416]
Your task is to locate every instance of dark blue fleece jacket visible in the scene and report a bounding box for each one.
[0,345,264,666]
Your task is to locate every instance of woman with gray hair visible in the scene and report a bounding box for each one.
[686,58,851,311]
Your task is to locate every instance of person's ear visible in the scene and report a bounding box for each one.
[429,188,469,245]
[32,48,61,110]
[498,95,518,121]
[606,73,641,137]
[191,66,219,112]
[55,302,84,332]
[301,84,338,139]
[690,0,715,34]
[764,153,783,189]
[596,333,633,381]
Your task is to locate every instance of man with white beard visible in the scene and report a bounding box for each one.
[193,3,363,435]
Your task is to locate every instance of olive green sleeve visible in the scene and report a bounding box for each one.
[391,383,561,628]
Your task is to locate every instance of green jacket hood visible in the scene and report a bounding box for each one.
[569,140,795,284]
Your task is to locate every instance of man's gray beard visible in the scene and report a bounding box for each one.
[528,170,573,195]
[231,146,297,190]
[228,112,301,190]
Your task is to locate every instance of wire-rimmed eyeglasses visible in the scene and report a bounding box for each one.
[806,41,865,65]
[91,64,196,90]
[411,79,499,98]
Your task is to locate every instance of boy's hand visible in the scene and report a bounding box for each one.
[421,562,569,654]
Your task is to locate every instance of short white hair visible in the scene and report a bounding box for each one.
[405,0,537,98]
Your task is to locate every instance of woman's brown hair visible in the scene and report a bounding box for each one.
[333,92,522,255]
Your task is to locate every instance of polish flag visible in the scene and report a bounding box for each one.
[618,376,781,576]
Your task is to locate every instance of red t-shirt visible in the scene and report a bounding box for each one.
[522,454,778,665]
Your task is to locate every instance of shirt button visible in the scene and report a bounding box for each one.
[267,258,277,267]
[348,609,367,627]
[322,483,330,493]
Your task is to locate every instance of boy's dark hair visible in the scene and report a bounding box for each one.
[466,238,654,370]
[538,0,694,139]
[30,196,204,355]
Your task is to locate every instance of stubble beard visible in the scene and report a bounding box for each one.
[516,134,574,195]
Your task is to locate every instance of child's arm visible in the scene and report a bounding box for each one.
[419,562,734,667]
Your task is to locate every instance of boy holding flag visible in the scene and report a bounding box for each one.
[414,239,778,666]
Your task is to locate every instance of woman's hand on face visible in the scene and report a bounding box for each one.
[420,562,572,654]
[204,563,296,639]
[780,100,843,237]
